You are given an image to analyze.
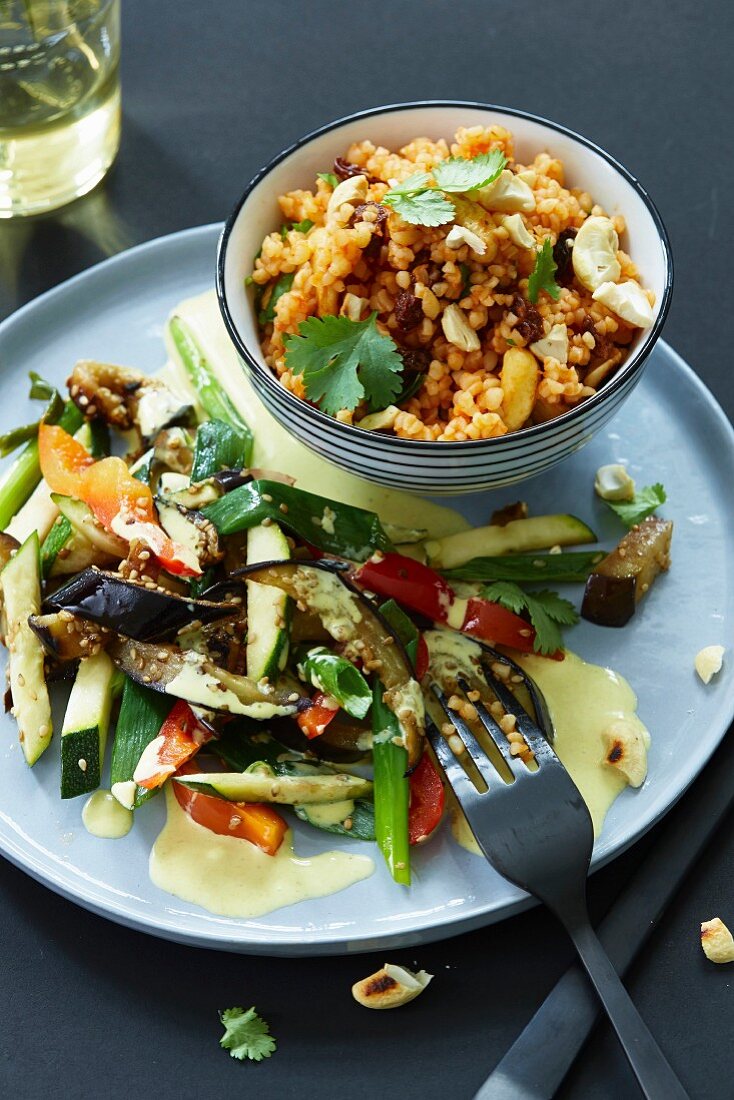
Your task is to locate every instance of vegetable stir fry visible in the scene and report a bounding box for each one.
[0,332,669,886]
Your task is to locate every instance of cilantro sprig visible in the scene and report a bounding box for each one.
[284,313,404,415]
[605,483,666,528]
[527,238,561,303]
[433,149,506,193]
[317,172,338,188]
[483,580,578,655]
[383,150,507,227]
[383,172,455,227]
[219,1006,277,1063]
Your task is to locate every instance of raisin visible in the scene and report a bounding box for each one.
[399,348,431,374]
[580,317,614,362]
[512,294,544,344]
[553,228,577,287]
[394,290,423,333]
[333,157,379,185]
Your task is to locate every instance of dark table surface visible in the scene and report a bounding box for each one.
[1,2,733,1097]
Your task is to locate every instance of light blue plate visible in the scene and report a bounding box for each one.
[0,224,732,956]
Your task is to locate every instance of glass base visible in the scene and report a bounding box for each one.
[0,83,121,219]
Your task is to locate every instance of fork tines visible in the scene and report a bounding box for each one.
[429,664,556,791]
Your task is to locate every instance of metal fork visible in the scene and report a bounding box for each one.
[428,657,688,1100]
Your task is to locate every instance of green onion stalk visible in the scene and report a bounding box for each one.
[168,316,254,466]
[371,679,410,886]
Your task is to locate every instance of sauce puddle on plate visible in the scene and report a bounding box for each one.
[452,650,650,854]
[82,789,134,839]
[150,787,374,918]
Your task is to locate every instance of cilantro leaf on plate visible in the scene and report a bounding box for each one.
[383,172,455,227]
[433,149,507,193]
[284,313,404,415]
[605,483,666,528]
[527,238,561,303]
[219,1006,276,1063]
[483,581,579,655]
[291,219,314,233]
[317,172,338,188]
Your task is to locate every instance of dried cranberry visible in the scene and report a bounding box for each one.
[350,202,388,231]
[553,228,577,287]
[512,294,544,344]
[334,157,364,180]
[394,290,423,333]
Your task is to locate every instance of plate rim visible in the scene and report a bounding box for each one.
[0,222,732,956]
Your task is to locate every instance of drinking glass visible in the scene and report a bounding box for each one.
[0,0,121,217]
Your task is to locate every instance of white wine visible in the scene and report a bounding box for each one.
[0,1,121,217]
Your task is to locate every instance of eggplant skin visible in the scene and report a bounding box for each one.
[581,574,637,627]
[45,567,237,641]
[581,517,672,627]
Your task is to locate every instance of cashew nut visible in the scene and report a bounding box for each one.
[701,918,734,964]
[694,645,725,685]
[572,216,621,291]
[441,304,480,352]
[530,322,569,365]
[352,963,433,1009]
[602,719,648,787]
[475,170,536,213]
[592,279,654,329]
[594,464,636,502]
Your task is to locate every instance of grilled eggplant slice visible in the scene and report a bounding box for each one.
[45,567,237,640]
[581,517,673,627]
[29,612,110,661]
[108,636,308,719]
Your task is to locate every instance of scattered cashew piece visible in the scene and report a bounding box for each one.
[572,216,621,291]
[701,918,734,964]
[501,213,535,249]
[445,224,487,255]
[475,170,536,213]
[602,719,648,787]
[442,304,480,352]
[592,279,654,329]
[327,175,368,222]
[352,963,433,1009]
[694,645,725,685]
[530,323,569,365]
[594,464,636,502]
[356,406,401,432]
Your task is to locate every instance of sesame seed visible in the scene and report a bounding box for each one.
[78,758,88,772]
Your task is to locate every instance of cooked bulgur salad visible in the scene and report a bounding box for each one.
[249,124,655,442]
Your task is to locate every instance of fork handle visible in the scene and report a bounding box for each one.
[565,918,689,1100]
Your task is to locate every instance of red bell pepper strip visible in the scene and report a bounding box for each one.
[173,760,287,856]
[134,700,212,790]
[414,634,430,681]
[354,552,536,653]
[38,423,201,576]
[295,690,339,740]
[408,751,445,845]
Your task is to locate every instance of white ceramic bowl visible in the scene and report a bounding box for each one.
[217,102,673,494]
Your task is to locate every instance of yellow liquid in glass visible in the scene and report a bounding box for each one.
[0,1,121,217]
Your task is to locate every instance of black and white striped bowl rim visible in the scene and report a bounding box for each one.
[216,101,673,494]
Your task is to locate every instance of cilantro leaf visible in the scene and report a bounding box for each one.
[291,219,314,233]
[605,483,666,528]
[284,313,404,415]
[317,172,338,187]
[483,581,579,655]
[383,172,455,227]
[258,272,294,326]
[433,149,507,193]
[219,1006,276,1063]
[527,238,561,303]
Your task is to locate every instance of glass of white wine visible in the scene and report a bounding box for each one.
[0,0,120,217]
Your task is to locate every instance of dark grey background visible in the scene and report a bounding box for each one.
[0,1,732,1097]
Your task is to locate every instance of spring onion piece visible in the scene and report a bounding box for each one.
[203,479,394,561]
[110,677,173,809]
[372,679,410,885]
[0,399,83,531]
[442,549,606,584]
[191,418,250,482]
[259,272,294,326]
[299,646,372,719]
[168,316,254,464]
[378,598,419,662]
